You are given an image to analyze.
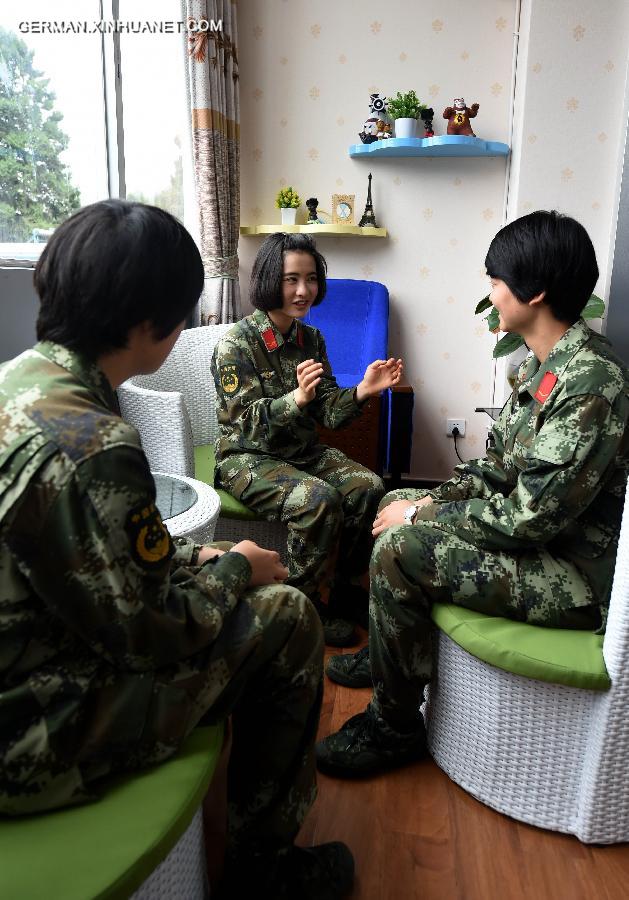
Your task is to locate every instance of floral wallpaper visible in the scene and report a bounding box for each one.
[237,0,629,480]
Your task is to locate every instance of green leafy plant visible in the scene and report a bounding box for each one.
[475,293,606,358]
[0,27,81,242]
[276,187,301,209]
[386,90,427,120]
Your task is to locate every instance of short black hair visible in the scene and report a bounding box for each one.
[250,232,327,311]
[35,200,204,358]
[484,210,598,324]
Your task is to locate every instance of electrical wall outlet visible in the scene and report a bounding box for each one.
[446,418,466,437]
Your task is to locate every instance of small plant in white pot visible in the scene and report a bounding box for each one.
[276,187,301,225]
[387,90,427,139]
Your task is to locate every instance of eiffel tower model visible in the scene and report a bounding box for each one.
[358,172,378,227]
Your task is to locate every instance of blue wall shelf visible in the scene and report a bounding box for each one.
[349,135,510,159]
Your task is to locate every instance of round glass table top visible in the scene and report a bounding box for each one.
[154,473,198,520]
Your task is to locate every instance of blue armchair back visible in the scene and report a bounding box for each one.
[303,278,413,479]
[303,279,389,387]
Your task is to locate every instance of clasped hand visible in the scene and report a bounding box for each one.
[230,540,289,586]
[197,541,288,587]
[372,497,433,537]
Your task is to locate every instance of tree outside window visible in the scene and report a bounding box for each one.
[0,27,81,242]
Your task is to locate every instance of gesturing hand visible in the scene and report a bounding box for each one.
[356,358,403,402]
[294,358,324,408]
[230,540,289,586]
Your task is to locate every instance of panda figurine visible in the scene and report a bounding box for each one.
[358,117,379,144]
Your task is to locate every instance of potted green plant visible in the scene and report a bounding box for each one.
[475,293,606,358]
[276,187,301,225]
[386,90,427,139]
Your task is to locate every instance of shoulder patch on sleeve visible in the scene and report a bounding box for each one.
[220,364,240,394]
[126,501,174,569]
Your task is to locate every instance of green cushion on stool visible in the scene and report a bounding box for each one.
[0,724,224,900]
[431,603,610,691]
[194,444,258,520]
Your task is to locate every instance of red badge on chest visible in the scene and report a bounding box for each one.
[296,325,304,348]
[262,327,278,352]
[534,371,558,404]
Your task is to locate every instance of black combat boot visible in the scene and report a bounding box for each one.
[313,599,357,647]
[326,645,372,688]
[219,841,355,899]
[316,706,427,778]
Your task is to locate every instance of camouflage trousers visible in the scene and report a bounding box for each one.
[31,567,323,853]
[218,447,385,607]
[368,490,602,731]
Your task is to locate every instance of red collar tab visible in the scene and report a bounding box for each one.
[534,371,558,404]
[262,327,278,352]
[296,324,304,348]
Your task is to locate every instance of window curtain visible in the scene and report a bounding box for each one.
[185,1,241,324]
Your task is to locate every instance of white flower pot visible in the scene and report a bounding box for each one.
[281,208,298,225]
[506,344,530,388]
[394,117,418,139]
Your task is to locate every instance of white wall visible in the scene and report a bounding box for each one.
[506,0,629,310]
[238,0,629,480]
[607,121,629,365]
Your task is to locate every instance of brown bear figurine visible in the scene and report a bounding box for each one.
[442,98,479,137]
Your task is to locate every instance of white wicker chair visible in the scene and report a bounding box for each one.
[117,325,287,555]
[131,808,207,899]
[425,483,629,844]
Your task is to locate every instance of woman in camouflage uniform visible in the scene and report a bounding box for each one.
[211,233,403,646]
[318,210,629,779]
[0,203,355,899]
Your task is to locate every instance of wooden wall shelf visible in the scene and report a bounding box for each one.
[349,135,510,159]
[240,224,387,237]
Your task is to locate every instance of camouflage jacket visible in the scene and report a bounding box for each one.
[0,342,251,813]
[211,309,362,468]
[417,319,629,611]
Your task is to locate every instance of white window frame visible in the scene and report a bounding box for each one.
[102,0,126,201]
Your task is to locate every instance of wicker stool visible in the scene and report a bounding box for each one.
[424,481,629,846]
[1,725,224,899]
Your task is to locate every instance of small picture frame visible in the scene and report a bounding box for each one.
[332,194,355,225]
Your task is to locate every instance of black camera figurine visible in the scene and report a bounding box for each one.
[368,93,388,116]
[306,198,319,223]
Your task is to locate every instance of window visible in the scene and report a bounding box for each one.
[0,0,193,266]
[118,0,189,223]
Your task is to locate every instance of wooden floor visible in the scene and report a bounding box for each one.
[298,637,629,900]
